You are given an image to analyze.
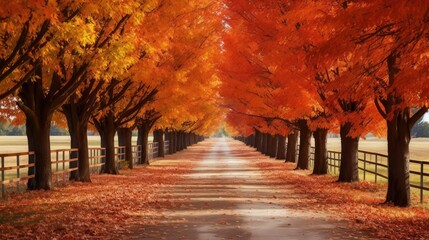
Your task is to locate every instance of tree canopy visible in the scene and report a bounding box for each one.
[1,0,428,207]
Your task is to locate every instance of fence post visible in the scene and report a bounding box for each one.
[1,156,5,198]
[63,151,66,182]
[139,145,142,164]
[363,153,366,181]
[420,163,424,204]
[16,155,20,191]
[56,151,59,185]
[89,149,95,168]
[334,152,337,174]
[147,144,150,162]
[335,153,338,175]
[375,155,378,183]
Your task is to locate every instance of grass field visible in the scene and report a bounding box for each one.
[318,137,429,201]
[324,137,429,162]
[1,135,429,201]
[1,135,427,158]
[0,136,141,153]
[0,136,140,182]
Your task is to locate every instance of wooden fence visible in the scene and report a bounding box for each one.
[1,142,166,198]
[295,145,429,204]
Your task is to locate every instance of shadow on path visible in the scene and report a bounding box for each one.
[127,138,369,240]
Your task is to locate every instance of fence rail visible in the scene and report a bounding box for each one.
[131,145,142,165]
[1,142,166,198]
[51,148,79,185]
[88,147,106,173]
[164,141,170,156]
[1,148,80,198]
[295,144,429,204]
[0,152,35,197]
[114,146,126,168]
[147,142,159,161]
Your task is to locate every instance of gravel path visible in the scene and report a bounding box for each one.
[133,138,364,240]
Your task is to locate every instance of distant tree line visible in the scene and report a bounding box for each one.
[412,121,429,138]
[0,122,68,136]
[0,122,25,136]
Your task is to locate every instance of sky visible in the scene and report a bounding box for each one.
[423,112,429,122]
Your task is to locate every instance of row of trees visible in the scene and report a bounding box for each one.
[220,0,429,207]
[0,1,224,190]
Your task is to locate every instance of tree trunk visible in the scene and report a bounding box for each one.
[380,55,416,207]
[296,120,312,170]
[338,122,359,182]
[385,110,411,207]
[175,131,180,152]
[171,131,177,154]
[22,105,52,190]
[69,122,91,181]
[191,133,196,145]
[286,130,298,163]
[268,134,277,158]
[312,128,328,175]
[77,123,91,181]
[261,133,268,155]
[166,129,173,154]
[170,131,175,153]
[276,135,286,160]
[25,120,36,189]
[63,103,91,182]
[24,117,52,190]
[19,78,54,190]
[183,132,188,149]
[249,134,255,148]
[181,131,186,150]
[98,114,118,174]
[185,132,191,147]
[265,134,271,156]
[245,135,251,146]
[153,129,165,157]
[189,133,194,145]
[176,131,182,151]
[64,103,80,181]
[34,121,52,189]
[255,130,262,151]
[118,127,133,169]
[137,124,150,164]
[181,131,187,150]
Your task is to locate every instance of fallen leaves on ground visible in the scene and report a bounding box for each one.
[0,159,194,240]
[255,160,429,240]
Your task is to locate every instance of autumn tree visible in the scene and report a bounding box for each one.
[62,0,162,180]
[16,2,95,190]
[221,0,323,171]
[132,0,224,160]
[0,1,53,101]
[92,81,156,174]
[12,0,148,189]
[344,1,429,206]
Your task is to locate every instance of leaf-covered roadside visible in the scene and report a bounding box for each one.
[256,160,429,240]
[0,160,193,240]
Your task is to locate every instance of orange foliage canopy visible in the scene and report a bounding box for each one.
[220,0,429,138]
[134,0,225,136]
